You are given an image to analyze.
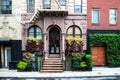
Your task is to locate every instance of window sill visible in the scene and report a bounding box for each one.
[91,23,100,26]
[0,14,13,17]
[109,24,117,26]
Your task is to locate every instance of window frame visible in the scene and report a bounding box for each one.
[43,0,51,9]
[67,25,82,38]
[5,47,11,67]
[28,26,42,39]
[0,0,12,14]
[27,0,35,13]
[74,0,82,13]
[58,0,66,9]
[92,9,100,24]
[109,9,117,25]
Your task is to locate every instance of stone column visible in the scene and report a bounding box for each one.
[61,33,66,69]
[22,23,28,51]
[43,33,47,58]
[62,33,65,53]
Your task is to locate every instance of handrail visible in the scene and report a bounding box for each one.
[61,51,66,70]
[40,51,45,70]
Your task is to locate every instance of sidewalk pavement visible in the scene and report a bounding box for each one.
[0,67,120,78]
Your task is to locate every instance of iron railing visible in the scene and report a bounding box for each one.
[61,51,66,70]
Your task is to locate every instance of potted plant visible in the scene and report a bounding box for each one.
[71,52,85,71]
[23,52,32,62]
[79,61,87,70]
[17,61,27,71]
[85,54,93,71]
[17,52,33,71]
[65,37,84,71]
[26,37,44,54]
[65,37,83,57]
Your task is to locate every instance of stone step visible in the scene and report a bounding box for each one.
[48,54,60,58]
[43,64,63,67]
[41,55,63,72]
[43,59,62,65]
[43,62,62,65]
[44,60,62,63]
[46,58,61,61]
[45,58,61,60]
[41,70,63,73]
[42,66,63,70]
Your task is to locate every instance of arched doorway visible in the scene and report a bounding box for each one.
[49,27,60,54]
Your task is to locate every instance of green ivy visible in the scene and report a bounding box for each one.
[89,33,120,66]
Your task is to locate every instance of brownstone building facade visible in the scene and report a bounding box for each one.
[21,0,87,72]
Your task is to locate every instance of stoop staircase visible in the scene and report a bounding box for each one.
[40,54,63,72]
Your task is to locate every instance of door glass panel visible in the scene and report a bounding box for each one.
[5,47,11,67]
[56,47,59,53]
[51,47,54,53]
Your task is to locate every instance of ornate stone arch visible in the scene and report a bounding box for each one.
[66,25,82,37]
[47,24,62,33]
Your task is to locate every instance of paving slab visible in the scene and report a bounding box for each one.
[0,67,120,78]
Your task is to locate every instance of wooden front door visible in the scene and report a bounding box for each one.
[49,27,60,54]
[92,47,106,66]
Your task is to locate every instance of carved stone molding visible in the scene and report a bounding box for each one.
[0,21,17,39]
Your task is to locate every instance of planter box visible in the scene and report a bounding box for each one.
[72,59,81,71]
[65,56,72,71]
[72,59,90,71]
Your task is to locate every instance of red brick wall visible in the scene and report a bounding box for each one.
[87,0,120,30]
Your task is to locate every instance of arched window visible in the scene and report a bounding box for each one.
[28,25,42,39]
[67,25,82,38]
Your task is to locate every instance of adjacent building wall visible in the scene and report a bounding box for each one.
[0,0,22,40]
[87,0,120,30]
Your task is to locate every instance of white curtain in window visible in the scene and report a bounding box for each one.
[43,0,50,9]
[67,26,81,37]
[27,0,34,13]
[92,9,99,24]
[58,0,66,9]
[109,9,117,24]
[75,0,81,5]
[36,27,42,39]
[75,27,80,34]
[74,0,82,13]
[29,28,34,39]
[59,0,65,5]
[28,26,42,39]
[44,0,50,4]
[67,27,73,34]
